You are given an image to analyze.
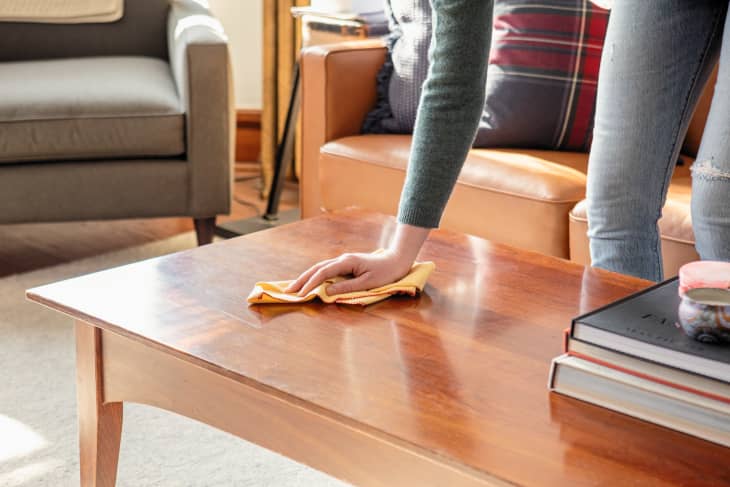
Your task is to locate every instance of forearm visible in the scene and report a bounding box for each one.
[398,0,493,228]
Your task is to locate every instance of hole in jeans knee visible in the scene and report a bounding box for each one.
[691,159,730,181]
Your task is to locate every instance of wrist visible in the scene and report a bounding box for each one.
[388,222,430,264]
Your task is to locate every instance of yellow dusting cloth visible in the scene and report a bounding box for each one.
[247,261,435,306]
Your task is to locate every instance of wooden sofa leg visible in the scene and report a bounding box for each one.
[193,217,216,246]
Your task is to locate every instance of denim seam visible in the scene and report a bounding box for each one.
[651,7,724,278]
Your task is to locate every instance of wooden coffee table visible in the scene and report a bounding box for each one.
[27,210,730,486]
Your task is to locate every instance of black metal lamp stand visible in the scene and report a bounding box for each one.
[215,62,301,238]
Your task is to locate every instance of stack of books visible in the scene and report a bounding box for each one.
[549,278,730,447]
[292,5,389,45]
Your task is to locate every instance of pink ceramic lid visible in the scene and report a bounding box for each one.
[678,261,730,295]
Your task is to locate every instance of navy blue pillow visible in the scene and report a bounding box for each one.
[362,0,431,134]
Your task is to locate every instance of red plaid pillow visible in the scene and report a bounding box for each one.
[473,1,610,151]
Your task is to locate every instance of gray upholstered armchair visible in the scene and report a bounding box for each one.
[0,0,233,245]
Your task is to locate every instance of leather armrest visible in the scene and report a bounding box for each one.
[300,40,387,218]
[168,0,234,216]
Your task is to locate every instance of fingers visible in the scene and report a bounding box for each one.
[284,258,336,293]
[326,272,372,295]
[297,259,356,296]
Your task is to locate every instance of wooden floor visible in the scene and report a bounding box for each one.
[0,163,299,278]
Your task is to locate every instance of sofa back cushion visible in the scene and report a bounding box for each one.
[0,0,169,62]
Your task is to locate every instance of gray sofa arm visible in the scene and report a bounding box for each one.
[168,0,234,217]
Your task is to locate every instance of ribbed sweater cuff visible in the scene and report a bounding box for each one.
[397,205,440,229]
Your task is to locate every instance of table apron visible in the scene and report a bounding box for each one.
[93,324,511,487]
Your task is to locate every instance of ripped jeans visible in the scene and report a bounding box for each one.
[586,0,730,282]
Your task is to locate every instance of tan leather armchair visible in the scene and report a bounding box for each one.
[0,0,234,245]
[301,40,711,276]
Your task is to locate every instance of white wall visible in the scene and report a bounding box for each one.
[207,0,263,109]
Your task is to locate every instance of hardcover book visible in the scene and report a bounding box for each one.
[549,355,730,448]
[571,278,730,383]
[565,336,730,405]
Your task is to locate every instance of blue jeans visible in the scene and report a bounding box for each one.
[586,0,730,282]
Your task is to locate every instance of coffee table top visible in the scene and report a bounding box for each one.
[27,210,730,486]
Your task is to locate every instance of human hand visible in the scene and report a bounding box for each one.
[284,249,416,296]
[285,222,431,296]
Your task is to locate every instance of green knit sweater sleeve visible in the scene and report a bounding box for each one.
[397,0,494,228]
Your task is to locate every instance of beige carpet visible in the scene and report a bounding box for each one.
[0,233,349,486]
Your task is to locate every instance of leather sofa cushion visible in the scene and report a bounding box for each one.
[569,163,698,276]
[0,56,184,163]
[319,134,590,257]
[323,134,589,202]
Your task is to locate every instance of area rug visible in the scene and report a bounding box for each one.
[0,233,348,486]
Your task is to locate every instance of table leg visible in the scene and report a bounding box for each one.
[75,321,123,487]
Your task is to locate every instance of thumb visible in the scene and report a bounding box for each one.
[326,273,371,295]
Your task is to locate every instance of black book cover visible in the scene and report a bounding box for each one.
[571,278,730,365]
